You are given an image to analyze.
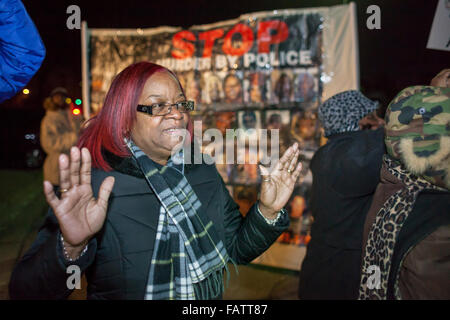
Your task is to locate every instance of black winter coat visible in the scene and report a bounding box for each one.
[9,153,289,299]
[298,128,386,299]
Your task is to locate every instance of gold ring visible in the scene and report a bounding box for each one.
[287,169,292,173]
[59,188,69,193]
[263,177,271,182]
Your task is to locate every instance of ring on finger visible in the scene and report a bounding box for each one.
[59,188,69,193]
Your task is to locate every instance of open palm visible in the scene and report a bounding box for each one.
[259,143,302,215]
[43,147,115,247]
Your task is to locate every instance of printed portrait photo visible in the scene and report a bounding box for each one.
[271,69,294,105]
[243,72,270,105]
[293,67,319,105]
[222,72,244,105]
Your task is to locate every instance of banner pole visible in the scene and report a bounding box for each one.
[350,2,360,90]
[81,21,90,119]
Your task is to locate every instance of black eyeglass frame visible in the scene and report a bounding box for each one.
[136,100,195,116]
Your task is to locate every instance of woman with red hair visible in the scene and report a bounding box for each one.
[10,62,302,300]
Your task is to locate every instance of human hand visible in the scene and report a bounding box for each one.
[43,147,115,257]
[430,69,450,87]
[258,143,302,219]
[359,111,385,130]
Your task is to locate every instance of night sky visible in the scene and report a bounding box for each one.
[0,0,448,167]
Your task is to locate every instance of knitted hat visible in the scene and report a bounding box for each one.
[318,90,379,137]
[385,85,450,189]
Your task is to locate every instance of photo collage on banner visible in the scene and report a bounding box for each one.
[89,11,325,249]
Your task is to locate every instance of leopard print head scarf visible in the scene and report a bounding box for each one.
[318,90,379,137]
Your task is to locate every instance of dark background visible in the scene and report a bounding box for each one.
[0,0,448,168]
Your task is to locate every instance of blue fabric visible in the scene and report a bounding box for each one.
[0,0,46,102]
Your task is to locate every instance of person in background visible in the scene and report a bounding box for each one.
[0,0,45,102]
[298,90,386,300]
[359,86,450,300]
[40,87,83,189]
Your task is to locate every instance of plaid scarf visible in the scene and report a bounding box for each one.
[126,139,230,300]
[359,155,445,300]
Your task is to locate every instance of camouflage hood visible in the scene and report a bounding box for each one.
[385,85,450,189]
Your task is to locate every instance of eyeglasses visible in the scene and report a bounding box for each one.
[137,100,194,116]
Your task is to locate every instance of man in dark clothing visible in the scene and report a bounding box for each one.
[298,90,385,299]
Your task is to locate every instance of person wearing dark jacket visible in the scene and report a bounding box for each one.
[359,86,450,300]
[9,62,303,300]
[0,0,45,102]
[298,90,386,299]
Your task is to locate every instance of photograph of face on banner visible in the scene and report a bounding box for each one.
[293,67,319,106]
[265,110,291,129]
[210,111,237,183]
[277,186,313,246]
[191,110,216,159]
[191,110,216,135]
[236,110,261,143]
[288,109,319,186]
[182,71,202,107]
[223,72,244,105]
[290,109,320,152]
[201,72,224,105]
[243,72,270,106]
[215,111,236,136]
[202,111,236,159]
[271,69,294,105]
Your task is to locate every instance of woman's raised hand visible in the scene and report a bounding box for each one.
[258,143,302,218]
[43,147,115,251]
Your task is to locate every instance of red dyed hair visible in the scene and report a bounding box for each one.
[78,61,192,171]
